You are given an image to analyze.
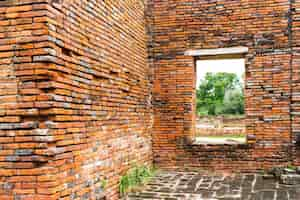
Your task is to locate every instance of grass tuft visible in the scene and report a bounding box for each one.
[119,165,156,196]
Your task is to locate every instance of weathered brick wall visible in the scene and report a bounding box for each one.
[292,0,300,166]
[0,1,58,199]
[0,0,152,199]
[197,116,245,128]
[148,0,297,171]
[1,0,300,198]
[196,116,245,137]
[196,127,245,137]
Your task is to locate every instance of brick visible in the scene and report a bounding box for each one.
[0,117,20,123]
[6,5,32,13]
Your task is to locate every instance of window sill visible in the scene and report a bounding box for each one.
[194,136,246,145]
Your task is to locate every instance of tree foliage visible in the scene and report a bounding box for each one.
[196,72,244,116]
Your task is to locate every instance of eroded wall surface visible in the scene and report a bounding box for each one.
[148,0,299,171]
[292,0,300,166]
[1,0,300,199]
[0,0,152,199]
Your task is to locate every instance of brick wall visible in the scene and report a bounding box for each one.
[196,127,245,137]
[197,116,245,128]
[292,0,300,166]
[0,1,56,199]
[148,0,297,171]
[196,116,245,137]
[1,0,300,199]
[0,0,152,199]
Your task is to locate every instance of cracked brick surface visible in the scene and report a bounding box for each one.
[126,171,300,200]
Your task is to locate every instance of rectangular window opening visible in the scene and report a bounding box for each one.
[195,57,246,145]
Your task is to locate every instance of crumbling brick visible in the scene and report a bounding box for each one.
[0,0,152,199]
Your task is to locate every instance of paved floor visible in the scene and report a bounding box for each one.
[126,171,300,200]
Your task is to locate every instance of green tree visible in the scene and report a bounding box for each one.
[196,72,244,116]
[221,88,244,115]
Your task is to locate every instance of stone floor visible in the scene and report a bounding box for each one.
[125,171,300,200]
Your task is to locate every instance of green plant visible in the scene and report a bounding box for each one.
[119,165,156,196]
[101,179,107,189]
[287,164,297,170]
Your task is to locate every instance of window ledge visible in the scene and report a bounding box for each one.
[194,136,246,145]
[185,46,249,57]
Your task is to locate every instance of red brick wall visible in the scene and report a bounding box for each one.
[0,0,152,199]
[196,127,245,137]
[148,0,297,171]
[0,1,56,199]
[292,0,300,166]
[1,0,300,199]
